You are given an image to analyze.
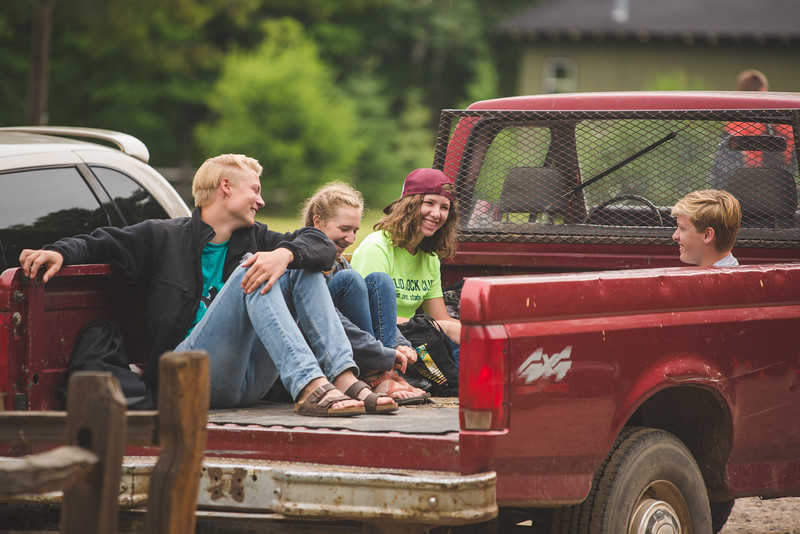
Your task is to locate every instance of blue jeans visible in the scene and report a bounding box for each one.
[176,267,356,408]
[327,270,396,348]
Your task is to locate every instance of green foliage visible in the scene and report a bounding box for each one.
[345,74,435,210]
[0,0,34,126]
[0,0,537,211]
[195,18,363,213]
[1,0,262,161]
[280,0,530,117]
[457,52,501,109]
[647,70,714,91]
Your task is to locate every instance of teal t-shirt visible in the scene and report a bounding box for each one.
[188,240,229,335]
[350,230,442,319]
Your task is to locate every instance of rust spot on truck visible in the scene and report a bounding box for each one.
[205,466,247,502]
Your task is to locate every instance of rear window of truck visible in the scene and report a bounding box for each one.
[443,109,799,249]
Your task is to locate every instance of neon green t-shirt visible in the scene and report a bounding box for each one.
[350,230,443,319]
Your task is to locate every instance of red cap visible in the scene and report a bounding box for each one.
[384,168,454,214]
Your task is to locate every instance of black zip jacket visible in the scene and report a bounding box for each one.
[45,208,336,392]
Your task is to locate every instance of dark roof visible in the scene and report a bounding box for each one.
[498,0,800,42]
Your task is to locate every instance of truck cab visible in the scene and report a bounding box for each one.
[445,91,800,533]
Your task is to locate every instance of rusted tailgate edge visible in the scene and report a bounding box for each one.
[121,456,497,526]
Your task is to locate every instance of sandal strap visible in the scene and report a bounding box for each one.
[345,380,396,413]
[306,383,336,404]
[317,393,353,409]
[307,383,352,409]
[389,370,412,388]
[343,380,371,400]
[364,372,393,390]
[295,382,365,417]
[365,371,418,397]
[361,390,392,412]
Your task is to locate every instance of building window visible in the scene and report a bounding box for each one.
[543,58,578,94]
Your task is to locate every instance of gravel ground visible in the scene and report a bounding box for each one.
[2,496,798,533]
[721,497,800,533]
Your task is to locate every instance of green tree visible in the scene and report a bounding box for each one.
[263,0,532,119]
[251,0,531,210]
[49,0,264,165]
[1,0,535,199]
[0,0,262,163]
[195,18,363,213]
[0,0,37,126]
[345,75,435,210]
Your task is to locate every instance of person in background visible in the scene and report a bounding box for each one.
[671,189,742,267]
[20,154,398,416]
[301,182,429,405]
[710,69,796,188]
[736,69,769,92]
[351,168,461,346]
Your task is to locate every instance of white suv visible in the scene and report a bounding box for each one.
[0,127,191,271]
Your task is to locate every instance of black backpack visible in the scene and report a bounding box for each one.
[398,313,458,395]
[68,319,155,409]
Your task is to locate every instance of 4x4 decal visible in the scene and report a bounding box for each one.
[518,346,573,383]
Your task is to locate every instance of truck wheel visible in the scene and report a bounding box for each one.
[552,426,712,534]
[710,500,734,533]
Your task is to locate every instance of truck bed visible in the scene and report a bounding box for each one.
[207,397,459,434]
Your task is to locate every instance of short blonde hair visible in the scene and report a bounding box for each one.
[671,190,742,252]
[192,154,263,208]
[300,182,364,227]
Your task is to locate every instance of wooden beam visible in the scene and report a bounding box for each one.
[0,412,68,443]
[0,445,97,494]
[60,372,127,534]
[145,351,209,534]
[0,411,158,446]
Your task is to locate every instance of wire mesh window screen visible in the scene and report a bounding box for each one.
[440,109,799,247]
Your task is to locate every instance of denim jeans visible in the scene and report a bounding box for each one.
[176,266,356,408]
[327,270,396,348]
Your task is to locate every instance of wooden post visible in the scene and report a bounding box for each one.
[145,351,209,534]
[60,372,127,534]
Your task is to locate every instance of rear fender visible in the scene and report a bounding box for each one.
[612,353,732,438]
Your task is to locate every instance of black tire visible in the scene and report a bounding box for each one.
[552,427,712,534]
[710,499,735,534]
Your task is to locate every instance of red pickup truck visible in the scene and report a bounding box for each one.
[2,91,800,533]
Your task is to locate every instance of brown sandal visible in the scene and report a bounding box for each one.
[344,381,398,414]
[365,371,431,406]
[294,383,365,417]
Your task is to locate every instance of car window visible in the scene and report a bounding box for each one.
[91,166,169,224]
[0,167,110,271]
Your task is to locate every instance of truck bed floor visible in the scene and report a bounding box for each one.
[206,397,459,434]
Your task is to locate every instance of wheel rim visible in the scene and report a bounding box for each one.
[629,480,691,534]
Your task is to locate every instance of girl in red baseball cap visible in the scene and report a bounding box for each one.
[351,168,461,348]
